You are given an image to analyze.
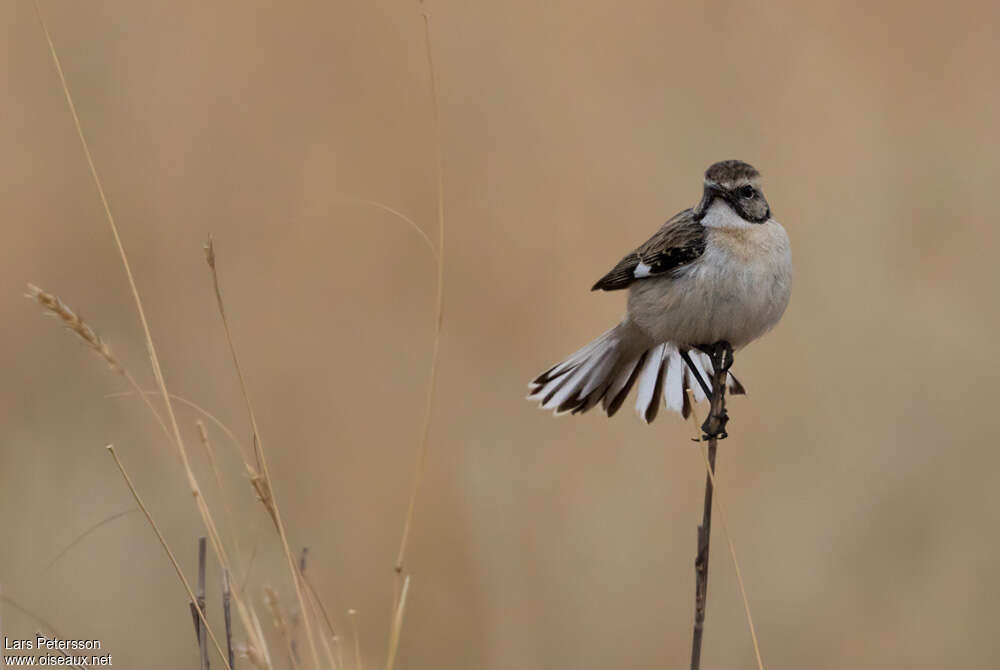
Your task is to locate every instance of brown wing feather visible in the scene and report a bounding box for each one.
[591,209,706,291]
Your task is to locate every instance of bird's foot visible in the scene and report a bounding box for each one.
[700,408,729,441]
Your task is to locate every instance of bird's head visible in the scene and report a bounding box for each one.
[695,160,771,224]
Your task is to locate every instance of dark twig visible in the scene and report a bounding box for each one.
[191,537,209,670]
[686,341,733,670]
[222,570,235,670]
[299,546,339,640]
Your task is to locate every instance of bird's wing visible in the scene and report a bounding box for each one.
[591,209,706,291]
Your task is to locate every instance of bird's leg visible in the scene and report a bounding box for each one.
[698,341,733,440]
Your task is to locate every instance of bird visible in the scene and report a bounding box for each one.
[527,160,792,426]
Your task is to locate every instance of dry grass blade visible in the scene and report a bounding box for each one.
[384,575,410,670]
[204,236,322,668]
[349,609,363,670]
[330,197,438,263]
[237,642,269,670]
[0,592,67,642]
[106,446,233,670]
[264,586,302,670]
[44,508,138,572]
[197,420,245,573]
[394,0,447,611]
[299,548,341,670]
[105,390,253,467]
[34,7,273,663]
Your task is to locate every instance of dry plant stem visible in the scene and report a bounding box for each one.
[384,576,411,670]
[393,0,446,612]
[689,343,730,670]
[690,438,717,670]
[197,420,246,573]
[34,8,272,665]
[299,548,341,670]
[106,390,253,468]
[198,537,211,670]
[25,289,254,661]
[223,571,235,670]
[693,440,765,670]
[106,446,232,670]
[264,587,301,670]
[0,594,67,642]
[205,239,321,669]
[331,197,438,262]
[44,508,137,572]
[349,610,363,670]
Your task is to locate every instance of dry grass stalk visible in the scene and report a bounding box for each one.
[30,282,269,667]
[236,642,269,670]
[264,587,301,670]
[349,609,363,670]
[686,346,730,670]
[26,287,267,664]
[195,537,210,670]
[198,420,246,571]
[44,508,138,573]
[392,5,446,638]
[106,445,233,670]
[384,575,410,670]
[34,6,276,665]
[223,570,236,670]
[33,4,446,667]
[205,237,321,667]
[107,390,254,466]
[26,285,120,372]
[299,549,342,670]
[0,593,67,643]
[686,390,765,670]
[329,198,438,262]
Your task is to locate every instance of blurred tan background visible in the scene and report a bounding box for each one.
[2,0,999,668]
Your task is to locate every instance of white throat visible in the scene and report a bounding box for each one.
[699,199,756,230]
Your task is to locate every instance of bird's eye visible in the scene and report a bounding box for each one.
[739,185,756,199]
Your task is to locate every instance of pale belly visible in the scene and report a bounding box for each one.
[626,221,792,349]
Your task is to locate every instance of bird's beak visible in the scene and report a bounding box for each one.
[694,186,722,219]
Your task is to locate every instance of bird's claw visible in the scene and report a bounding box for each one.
[700,410,729,441]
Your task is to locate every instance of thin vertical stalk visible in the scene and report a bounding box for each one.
[690,439,717,670]
[34,7,270,664]
[223,570,235,670]
[106,446,232,670]
[687,344,729,670]
[197,537,210,670]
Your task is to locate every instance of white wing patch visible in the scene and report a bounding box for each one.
[633,261,654,278]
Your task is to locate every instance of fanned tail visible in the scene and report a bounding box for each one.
[528,331,745,424]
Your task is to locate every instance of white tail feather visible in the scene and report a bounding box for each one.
[663,346,686,414]
[529,329,746,422]
[635,344,666,421]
